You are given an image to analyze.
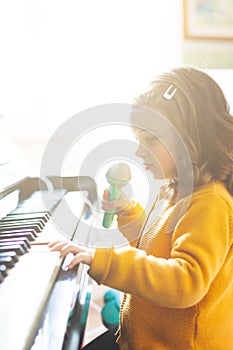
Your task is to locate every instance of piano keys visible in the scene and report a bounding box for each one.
[0,131,98,350]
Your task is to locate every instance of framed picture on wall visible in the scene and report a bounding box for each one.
[183,0,233,40]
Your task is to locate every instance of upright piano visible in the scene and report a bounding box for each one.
[0,129,97,350]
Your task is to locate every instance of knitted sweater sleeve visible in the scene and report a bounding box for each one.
[88,191,233,308]
[117,203,146,246]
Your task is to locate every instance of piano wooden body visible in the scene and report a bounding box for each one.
[0,134,98,350]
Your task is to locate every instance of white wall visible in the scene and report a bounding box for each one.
[0,0,184,173]
[0,0,182,138]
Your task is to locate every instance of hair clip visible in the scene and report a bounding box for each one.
[163,85,177,100]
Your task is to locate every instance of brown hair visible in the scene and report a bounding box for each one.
[134,66,233,200]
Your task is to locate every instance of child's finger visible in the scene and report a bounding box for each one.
[59,242,83,258]
[48,240,65,248]
[49,241,69,251]
[68,252,92,269]
[103,189,109,200]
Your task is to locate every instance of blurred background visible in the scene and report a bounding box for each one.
[0,0,232,174]
[0,1,233,345]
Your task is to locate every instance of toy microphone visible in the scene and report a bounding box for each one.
[102,162,131,228]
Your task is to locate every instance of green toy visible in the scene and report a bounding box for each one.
[101,289,122,329]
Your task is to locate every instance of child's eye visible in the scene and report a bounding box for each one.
[145,136,159,143]
[134,132,160,145]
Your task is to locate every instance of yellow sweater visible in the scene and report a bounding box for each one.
[88,182,233,350]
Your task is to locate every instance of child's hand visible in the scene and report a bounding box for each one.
[48,240,94,269]
[102,189,134,215]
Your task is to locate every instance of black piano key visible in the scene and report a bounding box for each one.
[1,217,46,228]
[0,256,15,268]
[0,216,45,228]
[0,219,45,230]
[12,211,50,218]
[0,251,19,263]
[0,271,4,283]
[5,213,49,223]
[0,244,26,255]
[0,229,37,239]
[0,237,30,249]
[0,232,35,242]
[0,223,42,233]
[10,209,52,217]
[0,264,8,277]
[0,241,28,253]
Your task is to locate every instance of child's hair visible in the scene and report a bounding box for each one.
[134,66,233,200]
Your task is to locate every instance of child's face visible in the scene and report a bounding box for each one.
[134,129,176,180]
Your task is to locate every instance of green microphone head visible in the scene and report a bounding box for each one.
[102,162,131,228]
[106,162,131,186]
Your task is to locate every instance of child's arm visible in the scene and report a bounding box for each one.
[117,202,146,246]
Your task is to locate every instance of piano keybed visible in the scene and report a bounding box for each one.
[0,190,64,282]
[0,184,94,350]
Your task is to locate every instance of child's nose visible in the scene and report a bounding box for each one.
[135,144,147,159]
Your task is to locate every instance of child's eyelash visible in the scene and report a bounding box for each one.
[134,134,159,143]
[145,136,159,142]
